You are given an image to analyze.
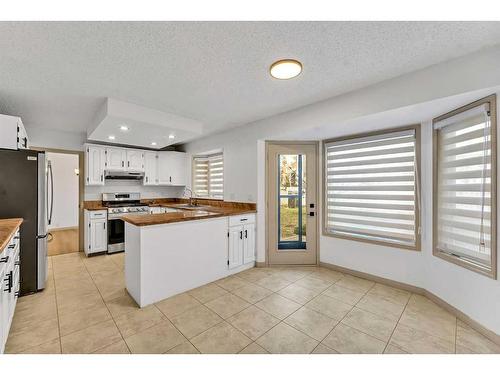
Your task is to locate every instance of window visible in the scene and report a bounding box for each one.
[433,96,497,278]
[192,153,224,199]
[323,125,420,250]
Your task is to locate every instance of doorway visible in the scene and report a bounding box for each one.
[266,142,319,265]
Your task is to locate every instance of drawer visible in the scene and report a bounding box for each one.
[229,214,256,227]
[89,210,107,219]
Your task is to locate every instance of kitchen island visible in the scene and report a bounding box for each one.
[122,205,256,307]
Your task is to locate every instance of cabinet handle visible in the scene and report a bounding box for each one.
[240,231,243,240]
[245,230,248,238]
[169,176,172,183]
[8,244,15,249]
[122,161,124,167]
[240,218,248,222]
[0,255,9,263]
[4,271,12,293]
[104,222,106,230]
[146,176,148,183]
[128,161,130,168]
[101,175,103,182]
[15,260,21,266]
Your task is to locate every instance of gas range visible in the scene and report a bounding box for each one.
[102,192,149,219]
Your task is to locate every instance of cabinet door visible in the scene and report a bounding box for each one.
[126,150,144,172]
[86,146,105,185]
[243,223,256,264]
[106,148,126,171]
[143,151,158,185]
[90,219,107,253]
[0,273,6,352]
[157,152,187,186]
[228,226,244,269]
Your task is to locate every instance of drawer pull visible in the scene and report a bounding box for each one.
[240,218,248,222]
[8,244,15,249]
[0,256,9,263]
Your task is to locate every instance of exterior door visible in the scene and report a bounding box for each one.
[267,142,318,265]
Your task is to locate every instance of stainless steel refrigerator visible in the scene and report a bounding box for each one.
[0,149,50,294]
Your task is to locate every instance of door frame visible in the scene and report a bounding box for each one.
[265,141,320,266]
[31,147,85,252]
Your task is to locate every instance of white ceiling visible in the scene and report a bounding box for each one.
[1,21,500,146]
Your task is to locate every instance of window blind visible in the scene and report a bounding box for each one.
[193,153,224,199]
[325,128,419,247]
[435,103,493,267]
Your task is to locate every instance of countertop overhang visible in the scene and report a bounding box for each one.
[0,218,23,253]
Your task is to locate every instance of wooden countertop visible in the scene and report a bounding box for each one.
[121,206,256,226]
[0,218,23,253]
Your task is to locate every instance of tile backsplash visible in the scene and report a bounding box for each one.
[84,180,186,200]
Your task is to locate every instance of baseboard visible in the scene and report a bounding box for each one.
[319,261,500,346]
[255,262,266,268]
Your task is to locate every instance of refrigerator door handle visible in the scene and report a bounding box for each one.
[47,161,54,225]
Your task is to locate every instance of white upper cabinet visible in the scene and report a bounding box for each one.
[158,151,187,186]
[0,114,29,150]
[85,145,105,186]
[106,148,126,171]
[143,151,158,185]
[126,150,145,172]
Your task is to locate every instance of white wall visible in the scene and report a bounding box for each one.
[27,127,86,151]
[181,46,500,335]
[47,152,79,229]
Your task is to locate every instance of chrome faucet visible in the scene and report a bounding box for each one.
[184,187,197,206]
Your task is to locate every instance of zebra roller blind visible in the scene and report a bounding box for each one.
[193,153,224,199]
[434,102,495,270]
[324,127,420,248]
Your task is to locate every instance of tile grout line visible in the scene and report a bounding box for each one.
[50,258,64,354]
[380,291,412,354]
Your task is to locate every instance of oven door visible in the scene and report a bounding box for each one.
[107,217,125,253]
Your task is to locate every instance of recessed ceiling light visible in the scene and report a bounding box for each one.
[169,134,175,140]
[270,59,302,80]
[108,135,115,140]
[151,142,157,146]
[119,125,129,131]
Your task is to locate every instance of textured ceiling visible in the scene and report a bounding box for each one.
[1,21,500,143]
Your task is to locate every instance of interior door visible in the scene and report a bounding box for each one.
[267,143,318,265]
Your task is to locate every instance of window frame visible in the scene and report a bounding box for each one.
[322,124,422,251]
[432,95,497,279]
[191,152,224,200]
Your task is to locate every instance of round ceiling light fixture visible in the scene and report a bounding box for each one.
[169,134,175,140]
[119,125,129,131]
[151,142,157,146]
[270,59,302,80]
[108,135,116,140]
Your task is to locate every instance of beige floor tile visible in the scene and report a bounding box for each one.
[215,275,250,291]
[356,293,406,321]
[155,292,202,318]
[384,344,409,354]
[368,283,411,306]
[256,275,292,292]
[237,268,270,283]
[105,294,140,318]
[322,323,386,354]
[285,307,338,341]
[399,302,456,342]
[456,320,500,354]
[389,323,455,354]
[114,305,166,338]
[205,293,250,319]
[57,290,103,315]
[93,339,131,354]
[59,301,112,336]
[165,341,200,354]
[239,342,269,354]
[19,338,61,354]
[342,307,397,341]
[61,320,122,354]
[125,320,186,354]
[309,268,344,283]
[5,318,60,353]
[277,269,310,282]
[322,284,365,306]
[231,283,273,304]
[456,344,477,354]
[336,274,374,293]
[278,283,319,304]
[191,321,252,354]
[294,277,332,293]
[305,294,353,321]
[312,343,339,354]
[188,283,228,303]
[256,322,318,354]
[10,297,58,331]
[170,305,222,338]
[97,282,127,302]
[227,305,280,341]
[255,294,301,320]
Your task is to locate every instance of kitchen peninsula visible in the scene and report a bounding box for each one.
[122,202,257,307]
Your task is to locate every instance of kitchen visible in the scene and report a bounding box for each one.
[1,19,500,362]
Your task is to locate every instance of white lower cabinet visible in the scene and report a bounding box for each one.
[228,214,256,269]
[84,210,108,256]
[0,229,20,354]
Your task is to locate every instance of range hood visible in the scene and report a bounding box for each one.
[104,170,145,180]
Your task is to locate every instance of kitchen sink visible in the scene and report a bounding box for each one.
[174,204,213,210]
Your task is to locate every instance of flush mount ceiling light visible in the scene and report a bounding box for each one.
[169,134,175,140]
[270,59,302,80]
[108,135,115,140]
[119,125,129,131]
[151,142,157,146]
